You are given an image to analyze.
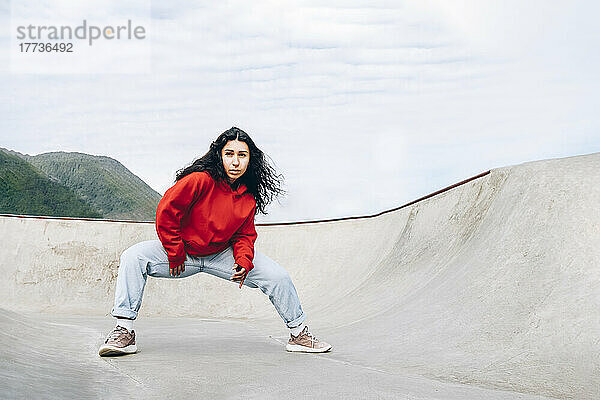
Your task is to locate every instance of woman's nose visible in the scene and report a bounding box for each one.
[232,155,239,165]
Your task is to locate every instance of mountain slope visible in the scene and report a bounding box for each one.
[0,150,102,218]
[24,152,161,221]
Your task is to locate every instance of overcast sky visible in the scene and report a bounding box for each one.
[1,1,599,222]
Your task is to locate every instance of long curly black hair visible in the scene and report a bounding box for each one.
[175,127,284,214]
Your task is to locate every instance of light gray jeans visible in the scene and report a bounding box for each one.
[111,240,306,328]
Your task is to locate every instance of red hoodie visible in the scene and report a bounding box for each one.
[155,171,257,272]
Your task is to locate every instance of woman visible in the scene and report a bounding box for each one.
[99,127,331,356]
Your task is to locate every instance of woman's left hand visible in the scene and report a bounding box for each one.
[231,264,247,289]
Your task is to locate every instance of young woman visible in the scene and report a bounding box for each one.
[99,127,331,356]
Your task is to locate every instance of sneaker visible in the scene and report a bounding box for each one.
[286,326,332,353]
[98,325,137,356]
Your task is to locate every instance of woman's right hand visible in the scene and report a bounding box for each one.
[170,262,185,277]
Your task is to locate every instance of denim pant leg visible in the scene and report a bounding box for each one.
[111,240,203,320]
[203,247,307,329]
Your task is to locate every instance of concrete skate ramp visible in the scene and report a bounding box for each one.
[1,153,599,399]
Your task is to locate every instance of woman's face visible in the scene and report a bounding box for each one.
[221,139,250,183]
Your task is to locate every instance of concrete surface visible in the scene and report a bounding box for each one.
[1,152,599,399]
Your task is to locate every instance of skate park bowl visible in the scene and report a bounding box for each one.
[1,152,599,399]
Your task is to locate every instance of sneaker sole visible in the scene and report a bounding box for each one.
[98,344,137,357]
[286,343,332,353]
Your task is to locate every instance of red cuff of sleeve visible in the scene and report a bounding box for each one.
[235,258,254,273]
[168,255,186,270]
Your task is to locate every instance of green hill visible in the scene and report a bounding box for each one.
[23,151,161,221]
[0,150,102,218]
